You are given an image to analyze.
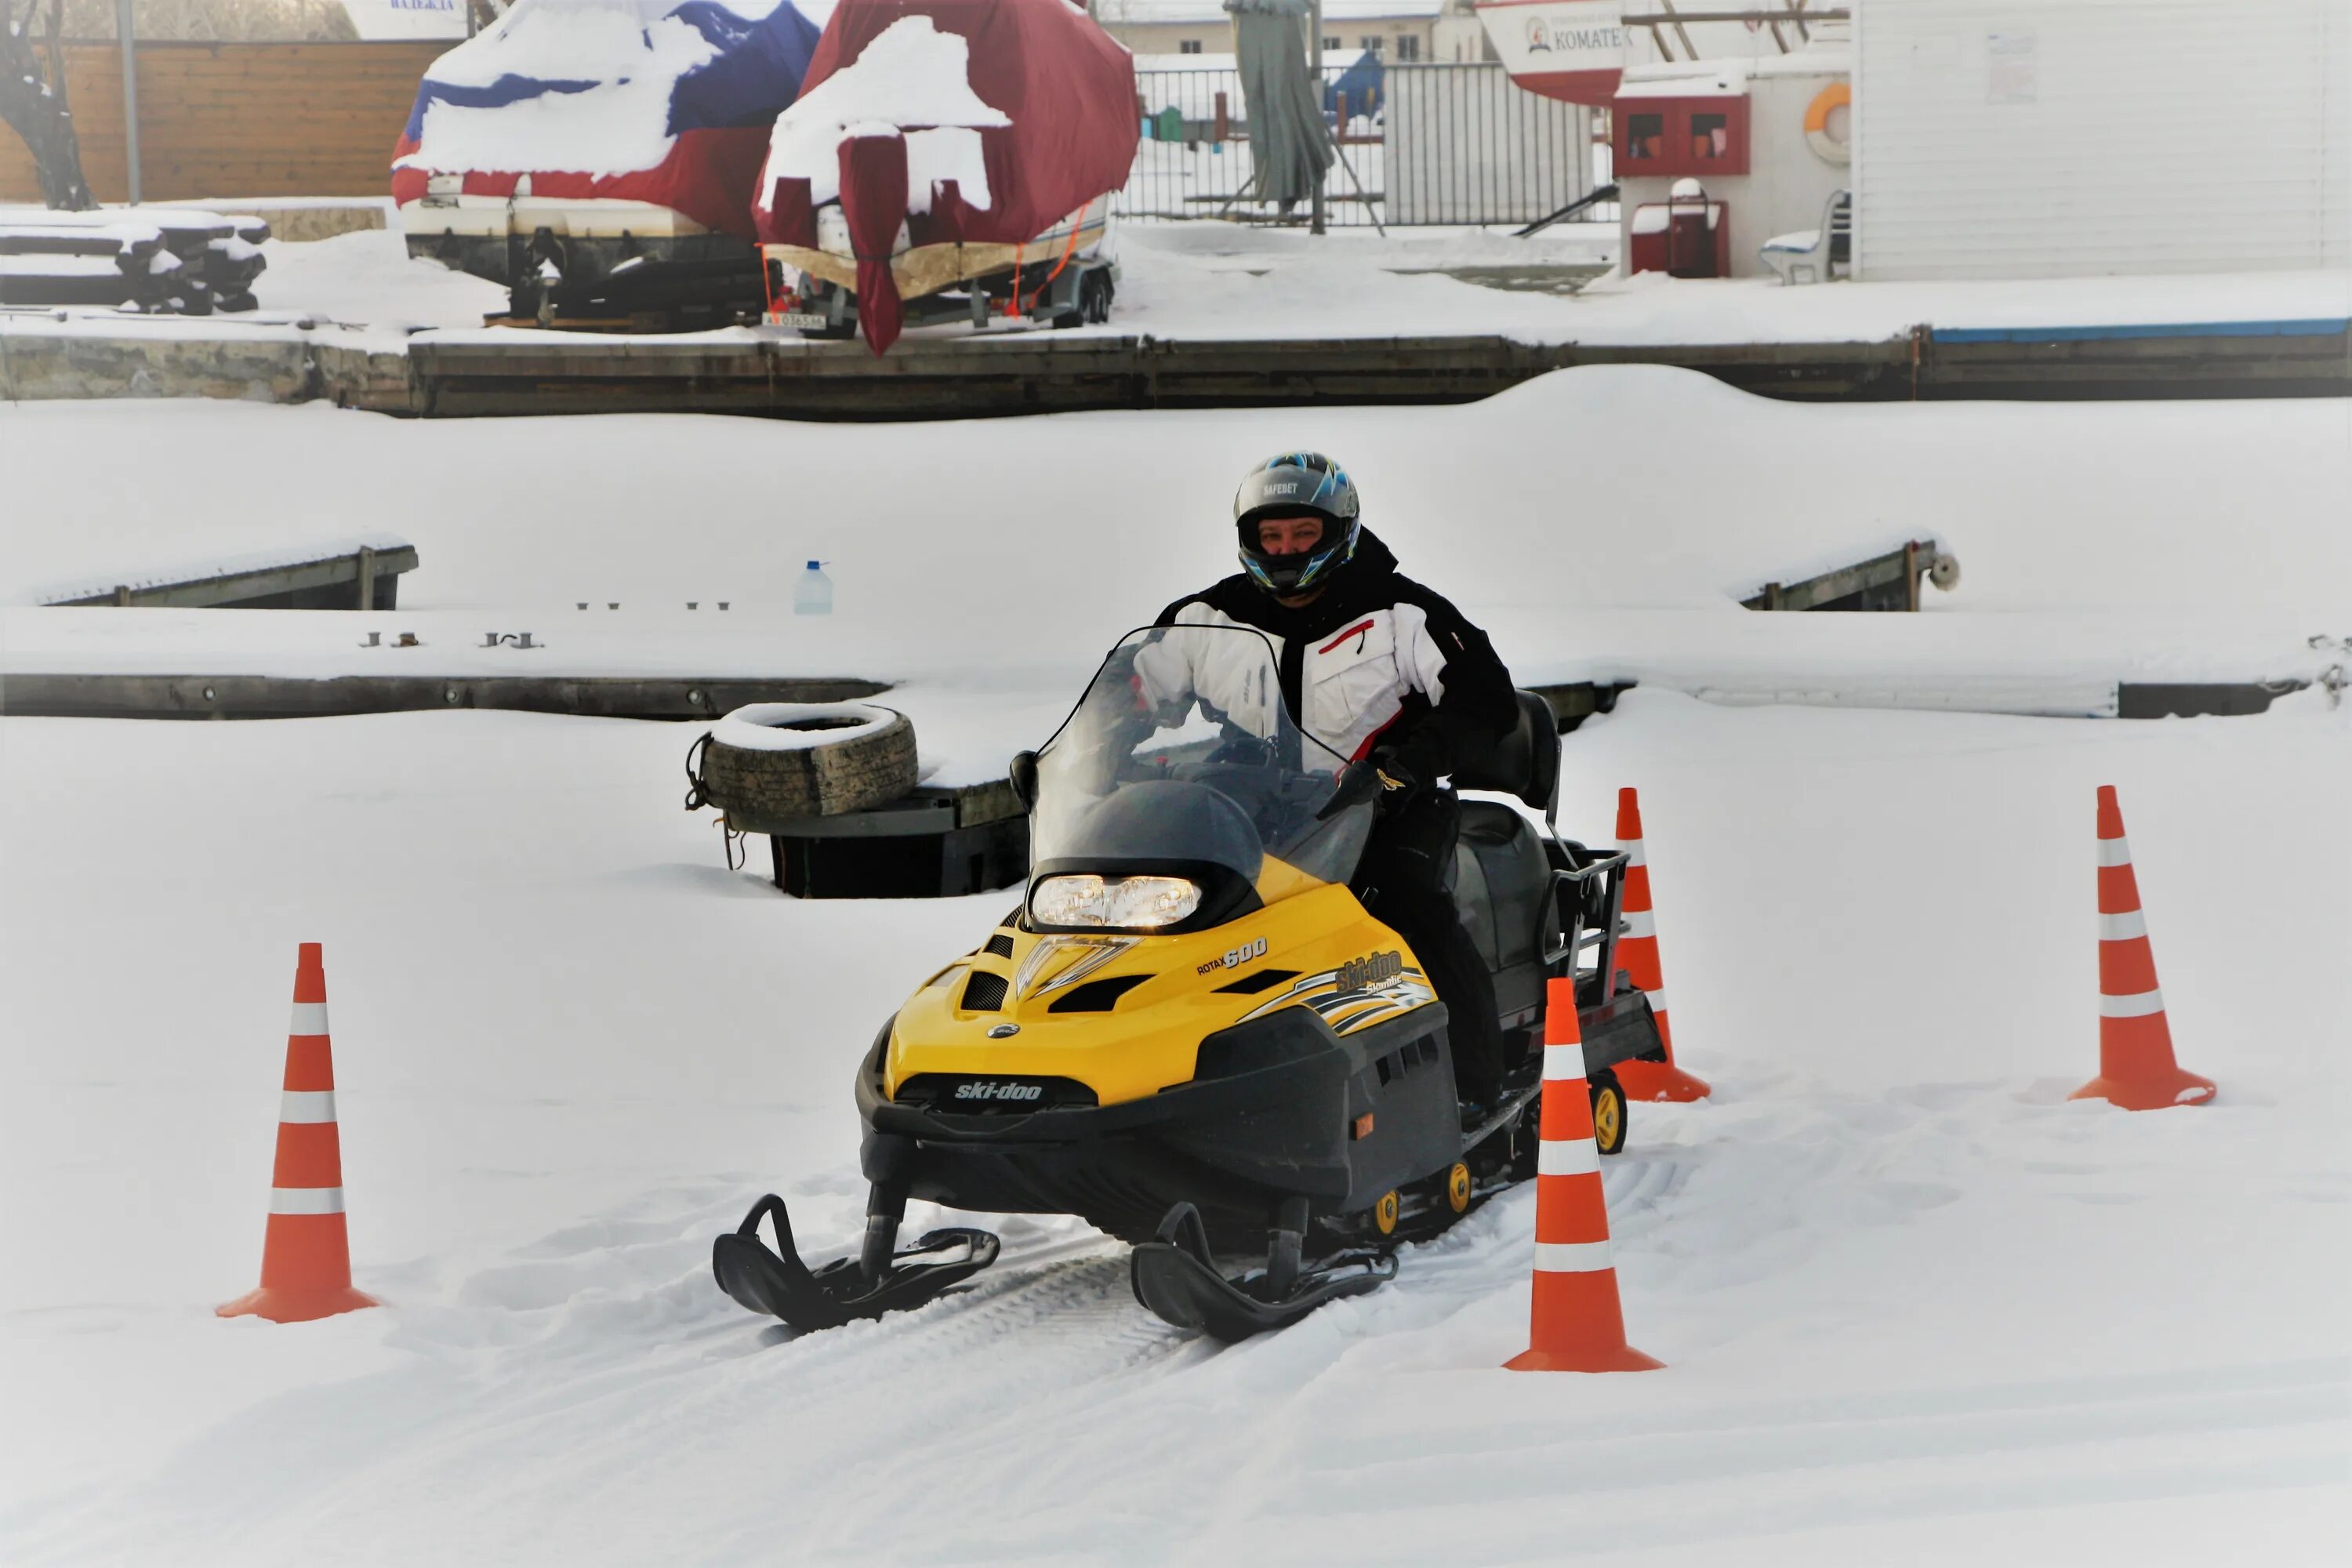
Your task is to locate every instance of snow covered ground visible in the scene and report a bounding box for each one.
[0,691,2343,1565]
[5,366,2345,624]
[23,216,2337,349]
[2,367,2347,1563]
[3,367,2343,739]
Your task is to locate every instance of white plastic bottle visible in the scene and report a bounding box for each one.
[793,560,833,615]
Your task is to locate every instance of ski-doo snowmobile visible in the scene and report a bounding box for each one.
[713,625,1666,1341]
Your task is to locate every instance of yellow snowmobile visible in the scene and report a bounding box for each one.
[713,625,1664,1339]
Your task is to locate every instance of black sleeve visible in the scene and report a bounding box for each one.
[1388,583,1519,782]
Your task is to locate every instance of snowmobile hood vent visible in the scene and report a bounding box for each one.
[1045,975,1150,1014]
[960,970,1009,1011]
[982,931,1015,960]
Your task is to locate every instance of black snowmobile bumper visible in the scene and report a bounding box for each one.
[853,985,1659,1248]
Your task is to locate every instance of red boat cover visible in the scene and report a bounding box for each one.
[757,0,1138,350]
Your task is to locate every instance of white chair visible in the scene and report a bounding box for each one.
[1761,189,1851,285]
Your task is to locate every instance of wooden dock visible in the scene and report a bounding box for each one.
[396,321,2351,419]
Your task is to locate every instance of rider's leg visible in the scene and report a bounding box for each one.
[1356,792,1504,1106]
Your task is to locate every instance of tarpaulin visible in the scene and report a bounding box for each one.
[392,0,827,237]
[840,132,910,354]
[755,0,1138,351]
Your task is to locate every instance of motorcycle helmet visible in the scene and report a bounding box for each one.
[1232,452,1361,596]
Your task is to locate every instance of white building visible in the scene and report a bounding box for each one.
[1613,43,1851,279]
[1094,0,1443,61]
[1852,0,2352,278]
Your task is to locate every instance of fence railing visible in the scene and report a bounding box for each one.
[1119,63,1606,230]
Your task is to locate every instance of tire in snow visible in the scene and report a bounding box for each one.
[695,702,917,826]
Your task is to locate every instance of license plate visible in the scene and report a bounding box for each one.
[768,311,829,329]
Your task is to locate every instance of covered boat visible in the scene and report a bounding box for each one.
[394,0,832,324]
[750,0,1138,352]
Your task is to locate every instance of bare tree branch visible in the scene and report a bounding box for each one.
[0,0,97,209]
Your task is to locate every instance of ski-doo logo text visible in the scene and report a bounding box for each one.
[954,1081,1044,1103]
[1337,950,1403,993]
[1199,936,1269,975]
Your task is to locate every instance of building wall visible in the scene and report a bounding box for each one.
[1617,68,1850,278]
[1104,18,1437,61]
[0,42,441,204]
[1853,0,2351,278]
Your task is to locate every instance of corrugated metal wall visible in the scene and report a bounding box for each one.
[1853,0,2350,279]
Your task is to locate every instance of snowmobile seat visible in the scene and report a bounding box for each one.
[1450,691,1560,816]
[1448,692,1566,1033]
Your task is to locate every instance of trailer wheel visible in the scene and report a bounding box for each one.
[1081,268,1113,325]
[1589,1075,1627,1157]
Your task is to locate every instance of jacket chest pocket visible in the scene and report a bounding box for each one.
[1305,617,1403,743]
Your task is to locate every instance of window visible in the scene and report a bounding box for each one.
[1179,39,1203,54]
[1396,35,1421,61]
[1626,112,1664,164]
[1323,36,1341,51]
[1359,35,1383,53]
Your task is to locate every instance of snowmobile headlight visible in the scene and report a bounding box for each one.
[1030,874,1202,930]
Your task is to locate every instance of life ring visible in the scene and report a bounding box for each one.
[1804,82,1852,165]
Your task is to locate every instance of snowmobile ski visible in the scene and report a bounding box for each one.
[1130,1202,1396,1342]
[712,1193,1000,1332]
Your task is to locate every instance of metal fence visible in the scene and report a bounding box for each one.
[1118,62,1602,230]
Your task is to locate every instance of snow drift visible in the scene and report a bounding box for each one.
[393,0,833,239]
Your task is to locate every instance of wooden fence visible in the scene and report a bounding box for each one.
[0,42,444,204]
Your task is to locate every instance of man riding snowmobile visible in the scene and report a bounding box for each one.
[1153,452,1521,1112]
[709,456,1671,1340]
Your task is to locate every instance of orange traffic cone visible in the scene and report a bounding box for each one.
[1506,977,1663,1374]
[2071,786,2216,1112]
[219,943,379,1323]
[1610,787,1710,1103]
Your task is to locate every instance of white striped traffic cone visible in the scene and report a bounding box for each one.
[1611,787,1709,1103]
[218,942,379,1323]
[2071,786,2216,1111]
[1506,977,1662,1373]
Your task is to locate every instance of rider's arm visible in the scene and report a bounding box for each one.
[1386,588,1519,782]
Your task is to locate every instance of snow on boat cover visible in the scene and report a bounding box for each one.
[751,0,1138,352]
[391,0,834,239]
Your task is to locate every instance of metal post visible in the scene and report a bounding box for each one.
[1309,0,1326,235]
[115,0,142,205]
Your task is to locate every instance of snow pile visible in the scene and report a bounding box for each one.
[399,0,818,178]
[401,12,723,176]
[757,16,1009,218]
[707,700,900,751]
[249,228,506,332]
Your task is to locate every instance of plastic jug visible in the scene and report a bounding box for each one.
[793,560,833,615]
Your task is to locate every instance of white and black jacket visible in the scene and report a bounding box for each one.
[1146,531,1519,779]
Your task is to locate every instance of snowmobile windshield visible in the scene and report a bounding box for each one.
[1029,626,1373,926]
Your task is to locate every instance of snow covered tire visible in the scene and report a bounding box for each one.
[698,702,917,826]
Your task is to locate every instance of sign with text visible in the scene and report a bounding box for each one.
[1474,0,1628,107]
[338,0,470,42]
